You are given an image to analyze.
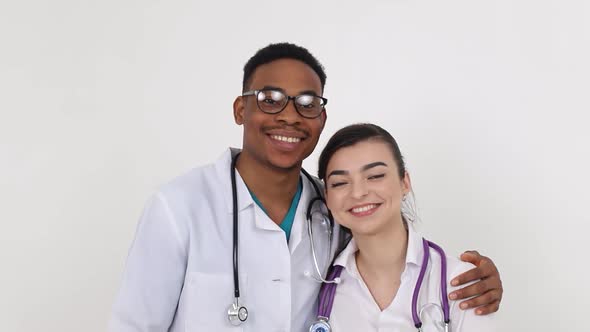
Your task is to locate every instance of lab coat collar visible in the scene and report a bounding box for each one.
[215,148,254,213]
[333,222,424,276]
[288,173,318,253]
[333,237,358,272]
[214,148,320,245]
[405,222,423,266]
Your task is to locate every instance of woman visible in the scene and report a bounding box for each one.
[311,124,496,332]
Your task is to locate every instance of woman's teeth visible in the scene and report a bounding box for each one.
[351,204,377,213]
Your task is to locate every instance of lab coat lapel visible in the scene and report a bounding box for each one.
[288,173,315,254]
[232,160,277,231]
[215,148,255,214]
[217,149,316,235]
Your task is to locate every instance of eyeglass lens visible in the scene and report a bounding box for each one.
[256,90,324,118]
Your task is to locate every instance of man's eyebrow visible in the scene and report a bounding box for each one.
[260,86,321,96]
[261,85,284,92]
[362,161,387,171]
[298,89,321,96]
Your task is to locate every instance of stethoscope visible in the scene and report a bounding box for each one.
[227,152,335,326]
[310,238,451,332]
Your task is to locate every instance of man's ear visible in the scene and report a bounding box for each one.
[320,108,328,131]
[233,96,245,125]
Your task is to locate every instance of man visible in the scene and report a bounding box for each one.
[109,43,502,331]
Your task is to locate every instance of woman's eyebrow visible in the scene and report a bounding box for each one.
[327,162,387,179]
[327,169,348,179]
[361,161,387,171]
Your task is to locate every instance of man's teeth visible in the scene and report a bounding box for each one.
[271,135,301,143]
[351,204,377,213]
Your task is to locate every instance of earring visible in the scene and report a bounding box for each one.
[402,194,407,201]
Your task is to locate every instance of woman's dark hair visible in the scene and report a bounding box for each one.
[318,123,406,181]
[318,123,411,274]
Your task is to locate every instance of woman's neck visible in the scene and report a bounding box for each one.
[354,218,408,272]
[353,218,409,310]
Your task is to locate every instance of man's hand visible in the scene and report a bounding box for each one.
[449,250,503,315]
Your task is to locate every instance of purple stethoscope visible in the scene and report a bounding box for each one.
[310,238,451,332]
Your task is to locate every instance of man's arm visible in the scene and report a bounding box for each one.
[109,193,187,331]
[448,250,503,315]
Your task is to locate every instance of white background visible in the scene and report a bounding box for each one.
[1,0,589,331]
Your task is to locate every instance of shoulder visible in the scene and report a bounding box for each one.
[301,170,324,192]
[139,162,218,221]
[138,150,230,229]
[443,255,499,331]
[157,149,231,203]
[445,255,475,278]
[159,163,217,198]
[136,151,231,241]
[443,254,476,292]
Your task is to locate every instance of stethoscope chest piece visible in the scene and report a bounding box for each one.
[309,318,331,332]
[227,299,248,326]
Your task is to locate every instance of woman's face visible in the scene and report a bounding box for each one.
[324,140,410,236]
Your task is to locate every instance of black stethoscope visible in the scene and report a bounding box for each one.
[227,152,335,326]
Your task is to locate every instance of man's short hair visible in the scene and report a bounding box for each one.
[242,42,327,92]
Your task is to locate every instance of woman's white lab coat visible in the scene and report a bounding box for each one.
[109,148,335,332]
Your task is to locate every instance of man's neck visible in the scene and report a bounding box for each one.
[235,151,301,224]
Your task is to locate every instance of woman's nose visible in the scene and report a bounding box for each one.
[350,179,369,199]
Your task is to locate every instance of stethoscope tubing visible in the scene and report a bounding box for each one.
[318,265,343,318]
[230,151,241,299]
[412,239,450,328]
[229,152,333,326]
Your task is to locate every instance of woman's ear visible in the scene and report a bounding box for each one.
[402,171,412,195]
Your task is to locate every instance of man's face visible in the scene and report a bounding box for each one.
[234,58,327,171]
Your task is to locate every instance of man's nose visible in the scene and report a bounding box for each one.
[275,98,301,124]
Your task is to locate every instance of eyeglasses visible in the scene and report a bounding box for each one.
[242,89,328,119]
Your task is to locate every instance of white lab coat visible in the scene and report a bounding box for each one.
[328,223,497,331]
[109,148,335,332]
